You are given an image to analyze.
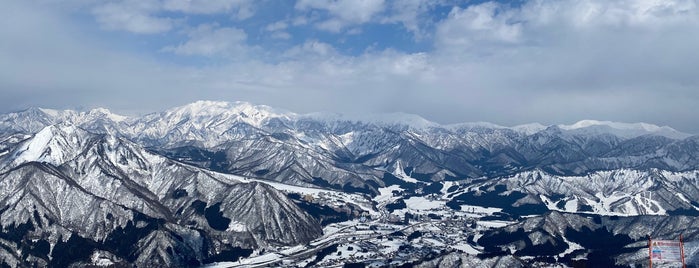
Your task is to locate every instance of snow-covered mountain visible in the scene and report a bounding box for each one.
[1,101,698,267]
[447,169,699,217]
[0,124,321,267]
[558,119,691,139]
[1,101,695,193]
[2,101,697,199]
[478,211,699,267]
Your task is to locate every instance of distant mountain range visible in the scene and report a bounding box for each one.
[1,101,697,267]
[2,101,696,188]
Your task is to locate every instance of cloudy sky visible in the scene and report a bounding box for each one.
[1,0,698,132]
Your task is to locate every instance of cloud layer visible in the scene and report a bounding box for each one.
[1,0,698,133]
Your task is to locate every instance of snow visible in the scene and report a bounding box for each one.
[38,108,60,117]
[541,192,666,216]
[511,123,546,135]
[320,243,375,263]
[242,177,379,217]
[447,121,546,135]
[558,120,690,139]
[305,111,439,129]
[89,251,115,267]
[393,161,418,183]
[9,124,86,167]
[559,236,583,258]
[242,177,328,195]
[200,263,233,268]
[460,205,502,215]
[676,193,699,210]
[446,122,506,130]
[153,100,294,136]
[226,221,247,232]
[634,194,666,215]
[404,196,442,211]
[89,108,128,122]
[203,252,283,267]
[441,181,456,195]
[14,126,54,162]
[379,239,403,255]
[367,112,439,129]
[374,185,402,203]
[451,243,481,254]
[564,198,578,212]
[562,120,659,131]
[595,192,630,215]
[477,220,513,228]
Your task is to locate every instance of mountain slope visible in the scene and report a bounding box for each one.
[0,124,322,267]
[1,101,699,267]
[1,101,696,195]
[478,211,699,267]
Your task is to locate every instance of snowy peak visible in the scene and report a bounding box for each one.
[558,120,690,139]
[561,120,663,131]
[446,121,507,131]
[306,112,440,130]
[165,100,293,123]
[85,107,129,122]
[0,107,66,135]
[511,123,547,135]
[129,101,299,147]
[3,102,694,141]
[360,112,438,129]
[33,107,62,117]
[6,123,89,167]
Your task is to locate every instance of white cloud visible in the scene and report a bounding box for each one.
[265,21,289,31]
[382,0,443,37]
[315,19,345,32]
[162,24,248,57]
[3,0,699,133]
[436,0,699,55]
[295,0,386,32]
[91,0,255,34]
[292,16,309,26]
[435,3,522,51]
[428,0,699,125]
[0,0,196,112]
[163,0,254,16]
[92,0,174,34]
[284,40,338,59]
[265,21,291,39]
[270,31,292,40]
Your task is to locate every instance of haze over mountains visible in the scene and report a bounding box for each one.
[1,101,698,267]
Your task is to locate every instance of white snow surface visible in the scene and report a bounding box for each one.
[11,124,81,166]
[460,205,502,215]
[304,111,439,129]
[451,243,481,255]
[511,123,547,135]
[6,102,694,150]
[493,169,699,216]
[374,185,402,203]
[404,196,443,210]
[226,221,247,232]
[558,119,690,139]
[393,161,419,183]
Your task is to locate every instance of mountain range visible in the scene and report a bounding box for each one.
[1,100,697,267]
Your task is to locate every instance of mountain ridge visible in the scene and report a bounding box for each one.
[2,101,699,267]
[2,101,697,196]
[3,100,691,139]
[0,123,322,267]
